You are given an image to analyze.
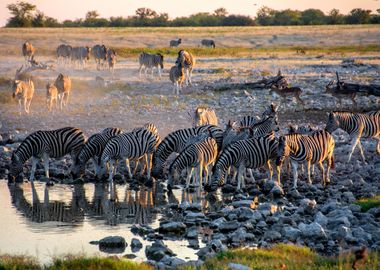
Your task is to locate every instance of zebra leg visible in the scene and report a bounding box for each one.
[133,159,140,174]
[267,160,273,181]
[326,155,333,185]
[198,165,203,188]
[125,158,133,179]
[108,159,115,182]
[348,137,360,162]
[158,68,162,78]
[317,162,325,186]
[247,168,255,182]
[237,164,245,190]
[23,98,28,114]
[185,69,190,86]
[29,156,39,182]
[276,164,282,186]
[92,157,99,175]
[375,136,380,154]
[306,161,312,184]
[18,99,22,115]
[186,167,193,188]
[146,153,152,179]
[188,69,193,86]
[231,168,238,185]
[357,140,366,162]
[43,153,50,178]
[138,66,142,77]
[204,165,209,187]
[291,161,299,189]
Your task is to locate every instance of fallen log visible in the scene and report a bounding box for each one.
[333,71,380,96]
[15,56,54,79]
[205,70,288,91]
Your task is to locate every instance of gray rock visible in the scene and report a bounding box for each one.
[263,230,282,241]
[219,220,240,232]
[314,212,328,228]
[99,236,126,248]
[186,227,198,239]
[131,238,143,251]
[160,255,186,268]
[298,222,327,239]
[238,207,262,221]
[145,240,175,262]
[159,221,186,234]
[228,262,251,270]
[232,200,254,208]
[270,184,284,198]
[184,212,206,223]
[257,202,278,215]
[283,226,301,242]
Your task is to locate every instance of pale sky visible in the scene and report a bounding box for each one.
[1,0,379,26]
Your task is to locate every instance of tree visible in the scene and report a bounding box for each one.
[85,10,99,20]
[346,8,372,24]
[214,7,228,17]
[256,6,275,25]
[135,8,158,19]
[273,9,301,25]
[6,1,36,27]
[301,9,326,25]
[327,9,344,24]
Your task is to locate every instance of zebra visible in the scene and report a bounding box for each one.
[71,127,122,178]
[12,79,35,115]
[46,82,58,112]
[22,41,35,62]
[169,61,185,95]
[208,132,281,192]
[170,38,182,47]
[71,46,91,69]
[107,48,117,74]
[189,106,218,127]
[239,103,278,127]
[325,111,379,162]
[276,130,335,188]
[241,116,280,137]
[56,44,72,66]
[176,50,195,86]
[138,52,164,78]
[99,128,157,181]
[54,73,71,110]
[168,136,218,189]
[92,44,108,70]
[9,127,86,183]
[201,39,216,48]
[151,125,223,178]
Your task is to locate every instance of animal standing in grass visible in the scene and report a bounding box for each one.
[107,48,117,74]
[46,82,58,112]
[22,41,35,62]
[54,73,71,110]
[170,60,185,95]
[56,44,72,66]
[325,111,379,162]
[71,46,91,69]
[92,44,108,70]
[9,127,86,183]
[12,79,35,115]
[170,38,182,47]
[201,39,216,48]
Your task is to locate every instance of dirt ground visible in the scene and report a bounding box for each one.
[0,26,380,139]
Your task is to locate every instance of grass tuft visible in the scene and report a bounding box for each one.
[354,196,380,212]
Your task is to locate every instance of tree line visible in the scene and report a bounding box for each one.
[5,1,380,28]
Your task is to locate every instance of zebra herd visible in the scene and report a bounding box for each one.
[8,105,380,193]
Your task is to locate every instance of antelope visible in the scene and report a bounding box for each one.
[269,86,304,105]
[325,81,357,108]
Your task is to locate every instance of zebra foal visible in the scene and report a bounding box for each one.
[276,130,335,188]
[9,127,86,183]
[325,111,379,162]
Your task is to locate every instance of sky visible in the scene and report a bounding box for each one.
[1,0,379,26]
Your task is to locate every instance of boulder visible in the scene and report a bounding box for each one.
[145,240,175,262]
[298,222,327,239]
[159,221,186,234]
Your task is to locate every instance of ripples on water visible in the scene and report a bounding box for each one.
[0,180,225,264]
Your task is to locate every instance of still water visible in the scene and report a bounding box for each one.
[0,180,205,264]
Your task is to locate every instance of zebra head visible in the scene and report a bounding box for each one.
[262,103,278,118]
[207,165,224,192]
[9,153,23,182]
[70,156,86,179]
[276,136,290,166]
[270,116,280,133]
[167,164,179,190]
[325,112,339,133]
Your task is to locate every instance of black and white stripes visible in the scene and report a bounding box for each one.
[139,52,164,78]
[9,127,86,182]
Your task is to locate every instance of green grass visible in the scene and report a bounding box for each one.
[354,196,380,212]
[0,254,152,270]
[179,244,379,270]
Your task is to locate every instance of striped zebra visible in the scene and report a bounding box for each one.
[276,130,335,188]
[9,127,86,183]
[151,125,223,178]
[208,132,280,191]
[92,44,107,70]
[189,106,218,127]
[170,38,182,47]
[325,111,379,162]
[201,39,215,48]
[239,103,278,127]
[168,136,218,189]
[242,116,279,137]
[71,127,122,178]
[99,128,157,181]
[176,50,195,86]
[139,52,164,78]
